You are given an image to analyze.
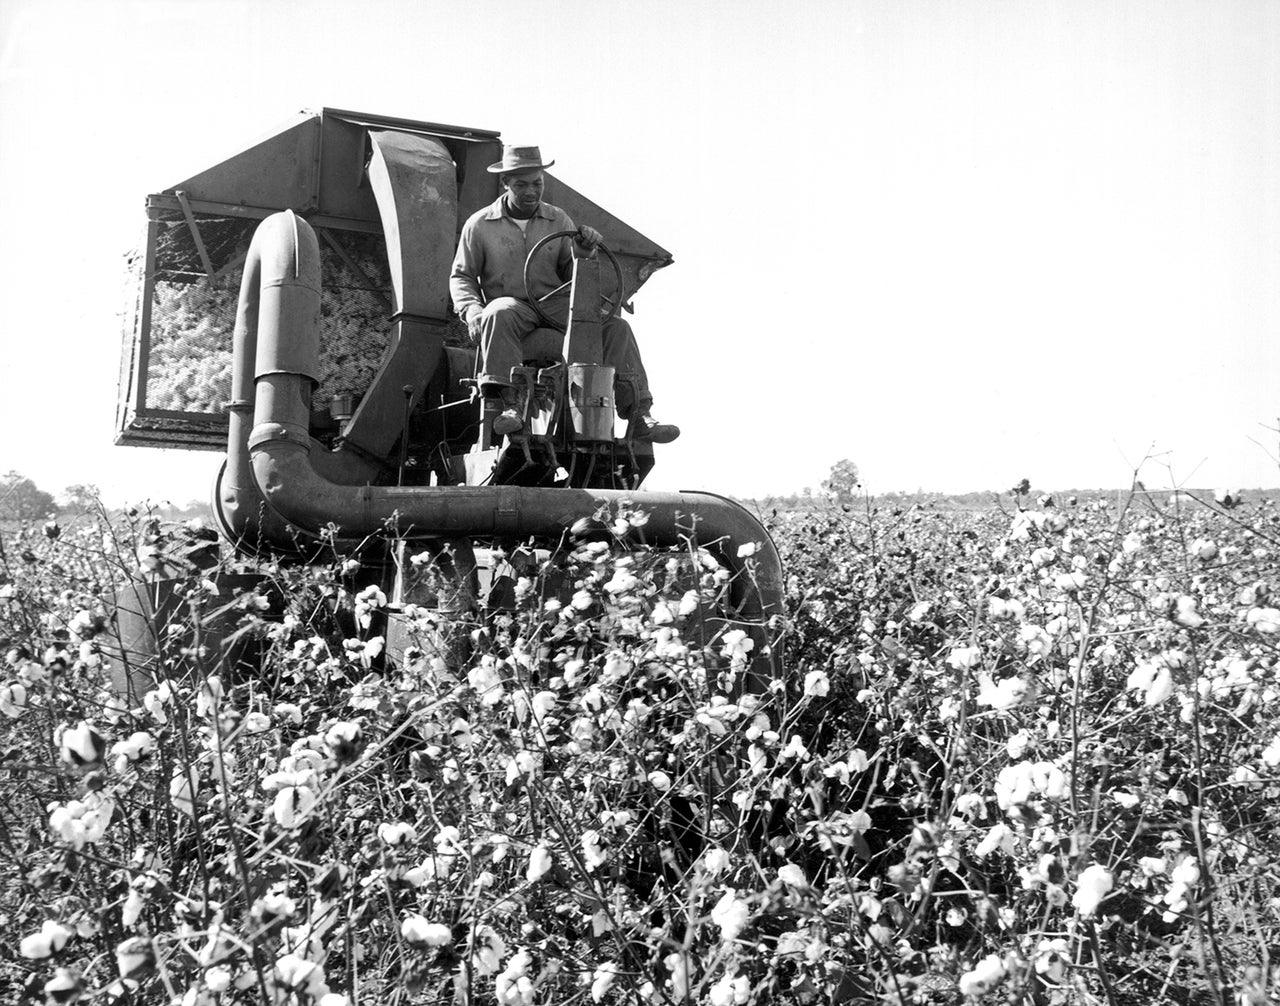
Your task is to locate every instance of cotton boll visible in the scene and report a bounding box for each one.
[1170,858,1200,887]
[647,770,672,791]
[708,973,751,1005]
[526,844,552,882]
[1246,608,1280,633]
[710,890,751,941]
[1006,729,1032,759]
[170,769,200,818]
[590,962,620,1003]
[976,674,1031,710]
[907,601,931,623]
[1232,765,1263,789]
[20,920,74,959]
[495,948,533,1006]
[111,731,154,772]
[43,967,83,1002]
[323,720,363,761]
[803,670,831,697]
[664,951,689,1000]
[377,821,418,846]
[271,784,316,830]
[1144,666,1174,706]
[1034,939,1070,983]
[974,823,1014,859]
[581,830,608,871]
[1174,595,1204,627]
[780,735,809,761]
[275,953,326,997]
[116,937,155,979]
[777,863,808,889]
[401,915,451,946]
[702,847,732,875]
[1127,661,1157,694]
[58,720,106,767]
[470,926,506,976]
[958,954,1006,997]
[1188,538,1217,561]
[0,681,28,718]
[1031,761,1068,801]
[1071,864,1114,916]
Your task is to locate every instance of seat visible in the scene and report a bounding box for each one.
[445,326,565,389]
[518,326,565,366]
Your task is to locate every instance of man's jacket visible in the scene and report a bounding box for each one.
[450,196,575,317]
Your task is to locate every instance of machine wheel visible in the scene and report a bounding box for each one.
[523,230,625,331]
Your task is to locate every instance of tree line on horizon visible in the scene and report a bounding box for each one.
[0,472,208,524]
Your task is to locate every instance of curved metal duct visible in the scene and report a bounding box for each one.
[214,211,326,558]
[219,210,784,678]
[214,213,386,557]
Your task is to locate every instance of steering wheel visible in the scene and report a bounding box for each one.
[523,229,626,331]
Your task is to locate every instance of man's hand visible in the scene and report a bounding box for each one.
[573,225,603,257]
[465,304,484,345]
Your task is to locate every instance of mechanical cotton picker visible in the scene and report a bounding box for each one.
[116,109,782,685]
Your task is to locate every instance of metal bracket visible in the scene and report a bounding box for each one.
[174,190,215,282]
[213,250,249,281]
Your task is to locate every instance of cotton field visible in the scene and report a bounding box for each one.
[2,489,1278,1004]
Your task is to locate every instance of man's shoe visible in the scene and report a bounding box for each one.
[634,413,680,444]
[493,408,524,436]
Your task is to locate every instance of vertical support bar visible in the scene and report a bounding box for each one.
[134,218,161,417]
[562,255,604,366]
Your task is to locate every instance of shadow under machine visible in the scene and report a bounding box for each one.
[116,108,781,675]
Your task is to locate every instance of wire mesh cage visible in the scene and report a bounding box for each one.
[117,208,395,448]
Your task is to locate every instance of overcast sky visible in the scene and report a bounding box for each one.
[1,0,1277,504]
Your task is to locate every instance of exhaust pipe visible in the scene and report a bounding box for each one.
[220,211,784,678]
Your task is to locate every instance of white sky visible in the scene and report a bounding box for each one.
[1,0,1278,504]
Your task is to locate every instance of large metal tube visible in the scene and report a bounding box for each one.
[213,212,322,557]
[215,213,382,557]
[222,211,785,677]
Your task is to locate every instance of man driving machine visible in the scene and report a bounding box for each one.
[449,144,678,443]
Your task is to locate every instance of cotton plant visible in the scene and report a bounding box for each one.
[4,492,1280,1002]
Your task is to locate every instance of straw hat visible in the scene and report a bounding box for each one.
[487,144,555,174]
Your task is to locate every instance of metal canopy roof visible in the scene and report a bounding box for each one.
[149,107,673,266]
